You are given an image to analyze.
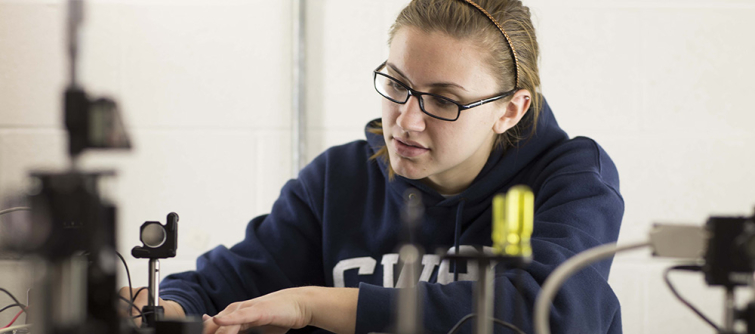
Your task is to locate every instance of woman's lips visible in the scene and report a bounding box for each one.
[393,137,429,158]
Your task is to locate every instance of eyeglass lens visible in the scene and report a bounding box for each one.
[374,74,459,121]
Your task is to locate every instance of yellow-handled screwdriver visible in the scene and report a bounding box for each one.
[492,185,534,258]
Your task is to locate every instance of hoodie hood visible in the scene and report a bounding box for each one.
[365,97,569,208]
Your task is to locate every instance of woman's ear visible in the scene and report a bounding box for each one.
[493,90,531,134]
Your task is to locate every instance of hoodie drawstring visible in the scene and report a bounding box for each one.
[452,199,466,282]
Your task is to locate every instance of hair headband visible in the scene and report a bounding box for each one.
[457,0,520,90]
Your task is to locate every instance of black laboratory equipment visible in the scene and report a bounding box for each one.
[0,0,200,333]
[702,210,755,334]
[131,213,179,328]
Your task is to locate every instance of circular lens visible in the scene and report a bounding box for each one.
[141,223,166,248]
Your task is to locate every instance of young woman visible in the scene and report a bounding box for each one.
[124,0,624,333]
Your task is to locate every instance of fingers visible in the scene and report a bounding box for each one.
[214,324,242,334]
[217,299,286,330]
[204,304,242,334]
[213,309,260,327]
[202,288,309,334]
[202,315,221,334]
[203,302,259,334]
[204,314,289,334]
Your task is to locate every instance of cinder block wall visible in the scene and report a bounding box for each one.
[1,0,754,333]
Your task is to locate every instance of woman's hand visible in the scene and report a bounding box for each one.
[202,287,358,334]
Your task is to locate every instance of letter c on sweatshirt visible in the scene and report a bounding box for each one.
[332,257,377,288]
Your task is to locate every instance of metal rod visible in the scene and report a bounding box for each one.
[292,0,307,176]
[474,259,494,334]
[724,287,735,332]
[67,0,83,88]
[396,244,422,334]
[148,259,160,306]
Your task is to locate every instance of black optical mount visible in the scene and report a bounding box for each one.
[131,212,179,328]
[701,209,755,334]
[132,212,178,260]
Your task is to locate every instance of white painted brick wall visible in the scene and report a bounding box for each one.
[1,0,754,332]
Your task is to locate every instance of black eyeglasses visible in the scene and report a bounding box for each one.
[373,61,516,122]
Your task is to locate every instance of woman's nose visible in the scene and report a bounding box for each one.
[396,95,426,133]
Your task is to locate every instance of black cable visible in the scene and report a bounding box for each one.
[447,314,474,334]
[115,251,148,326]
[492,318,526,334]
[132,287,148,302]
[446,313,526,334]
[0,289,27,314]
[452,201,465,283]
[119,295,143,317]
[132,287,149,325]
[133,311,154,319]
[118,295,147,326]
[115,251,134,305]
[0,303,24,315]
[664,265,720,332]
[0,207,31,216]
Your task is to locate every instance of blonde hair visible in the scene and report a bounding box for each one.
[371,0,542,179]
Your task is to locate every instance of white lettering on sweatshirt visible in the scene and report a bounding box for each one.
[332,246,495,288]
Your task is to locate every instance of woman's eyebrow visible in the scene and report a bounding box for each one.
[429,81,468,92]
[386,62,468,92]
[386,62,413,85]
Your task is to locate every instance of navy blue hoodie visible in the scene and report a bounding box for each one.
[160,98,624,334]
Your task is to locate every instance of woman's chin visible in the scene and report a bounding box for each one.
[391,160,430,180]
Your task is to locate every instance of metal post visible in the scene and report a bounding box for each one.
[67,0,83,88]
[148,259,161,306]
[396,244,422,334]
[724,287,735,332]
[474,260,494,334]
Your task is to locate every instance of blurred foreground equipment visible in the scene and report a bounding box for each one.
[535,208,755,334]
[0,0,200,333]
